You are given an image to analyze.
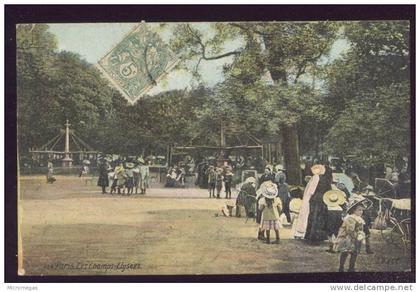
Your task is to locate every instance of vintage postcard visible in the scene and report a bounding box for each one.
[13,15,413,280]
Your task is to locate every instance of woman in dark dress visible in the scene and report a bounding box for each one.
[236,177,257,217]
[305,165,333,243]
[97,159,110,194]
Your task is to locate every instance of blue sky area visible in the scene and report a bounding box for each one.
[48,23,350,95]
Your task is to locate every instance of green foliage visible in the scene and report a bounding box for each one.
[17,24,115,154]
[323,21,410,163]
[16,22,411,170]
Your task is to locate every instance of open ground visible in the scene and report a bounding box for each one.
[19,176,411,276]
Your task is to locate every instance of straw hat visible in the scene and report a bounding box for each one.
[323,190,346,208]
[137,157,145,164]
[311,164,326,175]
[257,181,278,199]
[289,198,303,213]
[347,194,372,214]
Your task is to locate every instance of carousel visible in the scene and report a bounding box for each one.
[28,120,99,167]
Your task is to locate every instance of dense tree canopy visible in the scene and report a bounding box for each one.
[17,21,411,179]
[322,21,410,164]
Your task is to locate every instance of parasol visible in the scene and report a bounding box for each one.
[332,173,354,193]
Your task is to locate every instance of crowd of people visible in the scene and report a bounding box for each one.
[165,165,187,188]
[194,156,265,189]
[223,162,380,272]
[205,165,234,199]
[97,156,150,195]
[41,151,411,272]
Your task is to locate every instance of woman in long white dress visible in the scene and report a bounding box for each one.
[293,164,325,239]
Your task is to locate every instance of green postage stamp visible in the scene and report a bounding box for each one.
[97,23,179,104]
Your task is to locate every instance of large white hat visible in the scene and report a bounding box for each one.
[257,181,278,199]
[323,190,346,208]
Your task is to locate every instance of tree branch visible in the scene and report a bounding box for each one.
[294,45,328,83]
[294,64,307,84]
[202,51,240,60]
[193,57,203,74]
[185,24,241,61]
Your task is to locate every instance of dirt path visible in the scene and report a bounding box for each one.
[19,176,412,275]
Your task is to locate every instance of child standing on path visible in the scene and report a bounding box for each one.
[207,166,216,198]
[124,162,135,195]
[215,167,224,199]
[258,181,282,244]
[336,197,368,272]
[224,170,233,199]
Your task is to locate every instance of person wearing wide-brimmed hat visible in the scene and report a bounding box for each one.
[336,197,368,272]
[113,161,126,195]
[294,164,325,239]
[258,181,282,244]
[350,194,374,254]
[323,190,347,252]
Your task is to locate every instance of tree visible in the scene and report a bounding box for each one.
[170,22,340,184]
[17,24,58,153]
[17,24,116,155]
[323,21,410,165]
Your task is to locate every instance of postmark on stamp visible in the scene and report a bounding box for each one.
[97,23,179,104]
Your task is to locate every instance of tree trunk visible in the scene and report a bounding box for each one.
[263,35,303,185]
[282,124,302,185]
